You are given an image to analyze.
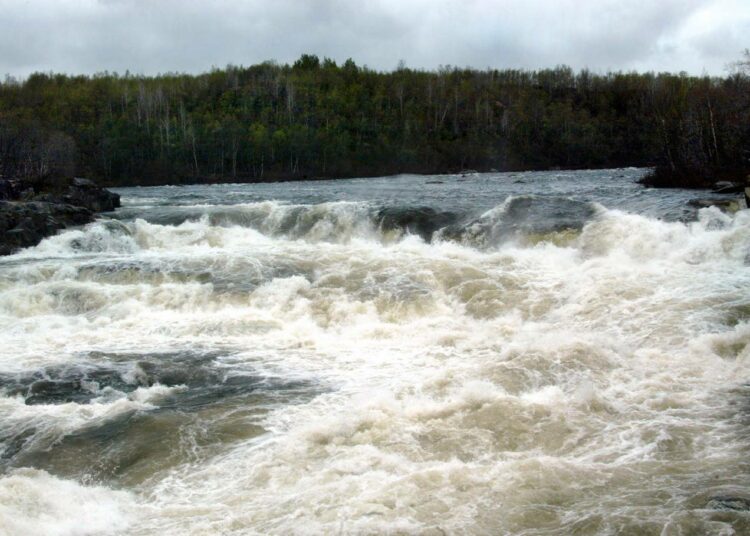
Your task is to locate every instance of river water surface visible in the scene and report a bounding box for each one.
[1,169,750,535]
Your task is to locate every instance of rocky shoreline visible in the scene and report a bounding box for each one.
[0,177,120,256]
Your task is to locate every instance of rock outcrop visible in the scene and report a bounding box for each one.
[0,177,120,255]
[66,177,121,212]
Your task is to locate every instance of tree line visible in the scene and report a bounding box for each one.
[1,53,748,187]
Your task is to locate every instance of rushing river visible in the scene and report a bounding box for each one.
[1,168,750,535]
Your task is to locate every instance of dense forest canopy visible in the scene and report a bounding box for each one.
[1,53,749,186]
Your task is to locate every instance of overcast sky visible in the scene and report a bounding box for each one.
[1,0,748,78]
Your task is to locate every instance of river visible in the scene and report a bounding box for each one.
[1,168,749,535]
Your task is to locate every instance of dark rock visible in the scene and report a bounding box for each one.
[0,178,24,200]
[0,200,93,255]
[0,176,121,255]
[639,167,714,189]
[7,177,121,213]
[712,183,745,194]
[642,166,750,190]
[63,179,120,212]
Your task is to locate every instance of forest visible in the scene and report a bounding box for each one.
[1,53,749,187]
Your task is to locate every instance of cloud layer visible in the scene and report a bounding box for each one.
[1,0,748,77]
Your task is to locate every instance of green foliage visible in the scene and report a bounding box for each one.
[0,56,748,185]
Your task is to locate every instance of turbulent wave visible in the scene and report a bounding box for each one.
[24,195,602,259]
[1,183,749,534]
[437,195,600,247]
[0,350,320,500]
[0,468,135,536]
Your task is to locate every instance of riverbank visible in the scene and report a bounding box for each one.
[0,177,120,255]
[638,165,750,190]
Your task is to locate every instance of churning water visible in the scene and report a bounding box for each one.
[1,169,749,535]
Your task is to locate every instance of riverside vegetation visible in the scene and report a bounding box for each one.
[1,52,749,187]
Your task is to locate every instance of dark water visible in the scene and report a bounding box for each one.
[113,168,714,222]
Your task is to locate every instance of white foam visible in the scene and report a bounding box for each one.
[0,469,135,536]
[0,204,749,533]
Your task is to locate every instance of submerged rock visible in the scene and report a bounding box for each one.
[707,496,750,511]
[376,206,458,241]
[687,198,742,212]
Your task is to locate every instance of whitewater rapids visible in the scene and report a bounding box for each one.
[0,170,749,535]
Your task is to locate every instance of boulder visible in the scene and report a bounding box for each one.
[0,176,120,255]
[63,178,120,212]
[0,201,93,255]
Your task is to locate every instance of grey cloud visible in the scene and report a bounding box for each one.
[0,0,747,77]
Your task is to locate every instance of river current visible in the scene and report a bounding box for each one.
[1,169,749,535]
